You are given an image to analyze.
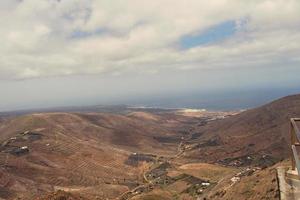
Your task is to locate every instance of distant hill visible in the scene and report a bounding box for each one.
[184,94,300,165]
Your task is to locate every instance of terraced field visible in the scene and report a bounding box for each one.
[0,110,206,199]
[0,94,298,200]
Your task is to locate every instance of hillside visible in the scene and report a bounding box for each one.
[0,109,224,199]
[126,95,300,200]
[184,94,300,166]
[0,94,298,199]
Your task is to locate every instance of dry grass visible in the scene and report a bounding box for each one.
[0,111,196,199]
[131,189,173,200]
[166,180,190,193]
[179,163,237,182]
[205,161,290,200]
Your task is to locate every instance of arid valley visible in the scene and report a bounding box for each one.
[1,0,300,199]
[0,94,299,199]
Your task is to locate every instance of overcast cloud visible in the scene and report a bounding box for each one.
[0,0,300,111]
[1,0,299,79]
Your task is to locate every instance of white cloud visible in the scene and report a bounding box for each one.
[0,0,299,79]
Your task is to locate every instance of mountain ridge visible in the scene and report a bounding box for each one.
[183,94,300,165]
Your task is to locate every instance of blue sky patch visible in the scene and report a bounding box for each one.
[70,28,107,39]
[180,20,236,49]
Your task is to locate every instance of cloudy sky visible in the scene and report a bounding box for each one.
[0,0,300,111]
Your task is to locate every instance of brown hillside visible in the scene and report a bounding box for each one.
[0,111,198,199]
[0,94,296,199]
[185,94,300,164]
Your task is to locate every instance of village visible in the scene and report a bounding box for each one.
[0,131,42,156]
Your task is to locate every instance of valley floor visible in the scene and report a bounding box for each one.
[0,106,283,200]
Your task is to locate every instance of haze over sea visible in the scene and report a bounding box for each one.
[125,87,300,111]
[1,1,300,113]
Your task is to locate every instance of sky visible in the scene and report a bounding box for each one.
[0,0,300,111]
